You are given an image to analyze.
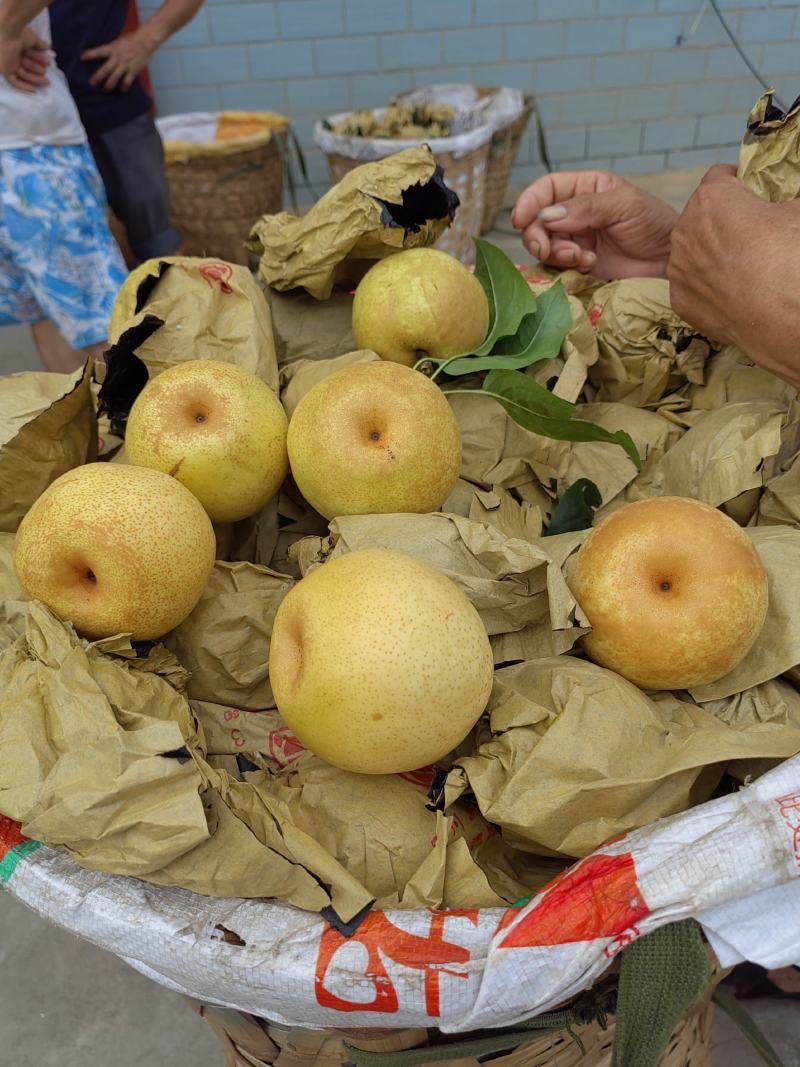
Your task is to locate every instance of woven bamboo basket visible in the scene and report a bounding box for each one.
[192,995,716,1067]
[480,91,535,234]
[324,142,491,265]
[159,112,287,266]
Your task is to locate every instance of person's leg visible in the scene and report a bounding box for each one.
[29,321,104,374]
[3,144,127,358]
[89,113,181,264]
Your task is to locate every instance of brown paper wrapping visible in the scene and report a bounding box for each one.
[738,90,800,202]
[588,278,714,407]
[266,287,356,368]
[280,350,380,418]
[0,361,96,532]
[248,146,455,299]
[107,257,280,393]
[447,656,800,859]
[165,561,294,710]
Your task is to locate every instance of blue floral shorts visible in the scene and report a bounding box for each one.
[0,143,126,349]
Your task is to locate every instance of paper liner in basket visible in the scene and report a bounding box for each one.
[248,146,458,300]
[0,360,96,533]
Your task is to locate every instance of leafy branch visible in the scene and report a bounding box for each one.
[419,239,641,470]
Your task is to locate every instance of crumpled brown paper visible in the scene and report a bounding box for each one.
[105,256,279,393]
[265,287,356,368]
[165,560,293,710]
[294,511,587,663]
[280,349,380,418]
[248,146,457,300]
[588,278,715,407]
[445,655,800,859]
[0,360,96,532]
[625,400,786,517]
[738,90,800,202]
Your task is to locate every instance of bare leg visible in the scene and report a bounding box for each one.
[31,321,106,374]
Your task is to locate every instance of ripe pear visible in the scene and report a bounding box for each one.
[287,361,461,519]
[352,248,489,367]
[269,548,494,774]
[14,463,215,640]
[569,496,768,690]
[125,359,288,523]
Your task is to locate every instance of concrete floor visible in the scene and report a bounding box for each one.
[1,168,798,1065]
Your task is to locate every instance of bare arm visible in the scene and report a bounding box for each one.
[0,0,51,90]
[81,0,204,92]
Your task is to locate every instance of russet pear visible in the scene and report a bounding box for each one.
[269,548,494,774]
[14,463,216,640]
[125,359,288,523]
[287,361,461,519]
[568,496,768,690]
[352,248,489,367]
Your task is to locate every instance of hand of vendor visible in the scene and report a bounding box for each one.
[81,24,158,92]
[512,169,678,280]
[668,164,800,390]
[0,24,49,90]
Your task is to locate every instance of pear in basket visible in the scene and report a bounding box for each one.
[352,247,489,367]
[287,360,461,519]
[125,360,288,523]
[14,463,215,640]
[269,548,494,774]
[568,496,768,690]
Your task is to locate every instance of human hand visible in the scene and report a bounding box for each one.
[82,25,159,92]
[0,26,49,91]
[669,164,800,389]
[512,169,678,280]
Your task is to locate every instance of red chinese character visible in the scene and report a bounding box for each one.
[198,262,234,294]
[267,727,306,767]
[315,909,477,1016]
[0,816,26,862]
[588,303,603,327]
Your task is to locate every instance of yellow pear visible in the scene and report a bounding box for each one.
[352,248,489,366]
[125,359,288,523]
[269,548,494,774]
[568,496,769,690]
[287,361,461,519]
[14,463,215,640]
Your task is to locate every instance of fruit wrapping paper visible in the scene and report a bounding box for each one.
[106,257,280,393]
[0,360,96,533]
[248,145,459,300]
[738,89,800,203]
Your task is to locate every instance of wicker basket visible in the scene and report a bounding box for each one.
[158,112,287,266]
[480,91,534,234]
[323,142,491,265]
[192,995,716,1067]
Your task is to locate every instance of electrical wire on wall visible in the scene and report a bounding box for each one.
[706,0,786,111]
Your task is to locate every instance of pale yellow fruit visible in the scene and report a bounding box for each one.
[568,496,768,690]
[352,248,489,367]
[287,361,461,519]
[14,463,215,640]
[269,548,494,773]
[125,359,288,523]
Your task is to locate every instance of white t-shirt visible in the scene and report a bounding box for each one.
[0,12,86,149]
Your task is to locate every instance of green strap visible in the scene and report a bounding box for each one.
[611,920,710,1067]
[341,995,613,1067]
[712,987,787,1067]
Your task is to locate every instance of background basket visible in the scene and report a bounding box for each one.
[192,993,717,1067]
[158,111,288,266]
[323,142,491,264]
[480,90,535,234]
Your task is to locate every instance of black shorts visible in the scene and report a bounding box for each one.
[89,112,181,262]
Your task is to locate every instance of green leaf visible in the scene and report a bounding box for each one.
[546,479,602,536]
[478,369,642,470]
[441,280,572,377]
[482,368,575,419]
[713,989,787,1067]
[472,237,538,356]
